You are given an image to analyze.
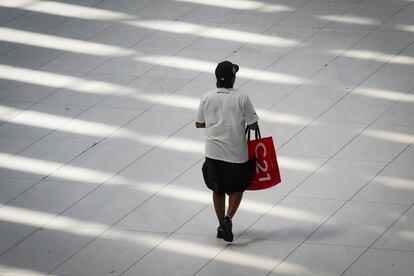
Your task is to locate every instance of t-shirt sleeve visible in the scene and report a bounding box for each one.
[196,98,205,123]
[243,96,259,125]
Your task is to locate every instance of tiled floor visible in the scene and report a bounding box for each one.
[0,0,413,275]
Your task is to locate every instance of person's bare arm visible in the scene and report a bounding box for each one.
[247,121,258,130]
[196,122,206,128]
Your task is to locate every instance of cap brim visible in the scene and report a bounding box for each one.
[232,64,239,74]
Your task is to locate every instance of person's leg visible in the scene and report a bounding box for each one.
[227,191,243,218]
[213,192,225,225]
[221,191,243,242]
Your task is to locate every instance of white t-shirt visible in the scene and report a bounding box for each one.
[196,88,259,163]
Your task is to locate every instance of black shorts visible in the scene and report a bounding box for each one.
[202,157,253,195]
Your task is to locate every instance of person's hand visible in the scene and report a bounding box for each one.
[248,122,258,130]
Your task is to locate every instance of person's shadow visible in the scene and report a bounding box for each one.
[231,225,344,248]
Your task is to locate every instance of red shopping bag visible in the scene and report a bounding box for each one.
[246,127,281,190]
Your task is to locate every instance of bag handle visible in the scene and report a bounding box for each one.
[245,125,261,141]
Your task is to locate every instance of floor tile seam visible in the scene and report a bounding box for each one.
[306,241,414,254]
[335,139,414,202]
[0,5,66,60]
[237,110,386,246]
[290,195,412,207]
[85,101,201,183]
[303,240,370,249]
[0,179,45,223]
[229,0,334,106]
[138,0,295,78]
[0,30,400,276]
[0,106,154,201]
[0,101,107,109]
[191,196,291,276]
[339,142,414,204]
[163,0,314,82]
[261,2,414,151]
[117,204,213,276]
[0,88,61,105]
[0,100,34,109]
[0,135,149,172]
[2,22,406,262]
[317,119,414,126]
[0,182,103,258]
[0,110,195,217]
[0,139,101,209]
[0,142,116,258]
[0,0,120,88]
[44,156,207,275]
[392,161,414,164]
[310,25,394,31]
[369,122,414,128]
[109,2,287,118]
[0,59,121,125]
[0,0,316,270]
[262,199,358,276]
[0,175,45,181]
[369,246,414,254]
[0,50,210,243]
[275,37,414,151]
[0,0,384,98]
[0,7,206,188]
[283,156,388,163]
[283,138,414,274]
[277,23,369,30]
[0,8,33,57]
[190,240,234,275]
[0,0,305,129]
[253,238,368,250]
[349,199,414,206]
[0,0,159,126]
[261,113,413,275]
[331,156,409,162]
[264,95,414,274]
[0,0,408,268]
[191,136,314,274]
[0,8,30,29]
[340,202,414,275]
[314,84,414,126]
[193,239,310,276]
[0,120,173,254]
[231,194,286,240]
[136,0,310,115]
[2,100,201,113]
[0,148,204,272]
[27,2,211,149]
[255,0,371,110]
[2,138,104,147]
[149,6,333,221]
[109,2,204,53]
[234,155,333,244]
[284,195,350,202]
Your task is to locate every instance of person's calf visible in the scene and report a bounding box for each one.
[213,192,225,223]
[227,191,243,218]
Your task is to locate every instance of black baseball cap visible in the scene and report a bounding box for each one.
[215,61,239,82]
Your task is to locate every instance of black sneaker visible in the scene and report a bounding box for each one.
[222,216,233,242]
[217,226,224,239]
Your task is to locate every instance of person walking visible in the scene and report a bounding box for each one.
[196,61,259,242]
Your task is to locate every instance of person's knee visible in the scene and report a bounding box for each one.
[228,191,243,197]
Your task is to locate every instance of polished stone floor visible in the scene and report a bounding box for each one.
[0,0,413,275]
